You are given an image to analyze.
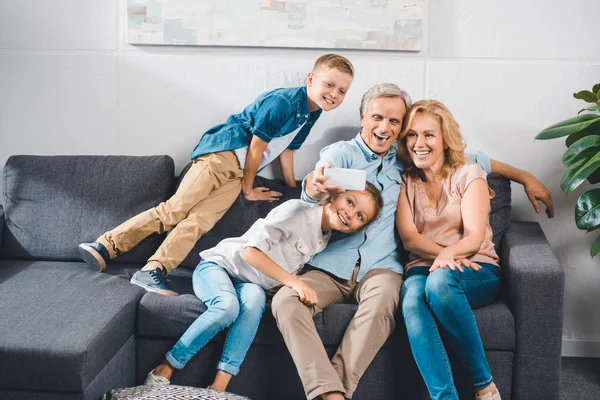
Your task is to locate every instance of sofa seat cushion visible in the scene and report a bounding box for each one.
[136,280,514,351]
[0,260,144,392]
[2,155,175,262]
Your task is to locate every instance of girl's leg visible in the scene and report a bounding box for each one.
[424,264,501,392]
[211,281,267,391]
[162,262,240,374]
[401,272,459,400]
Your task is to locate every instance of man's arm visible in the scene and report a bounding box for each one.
[279,149,297,188]
[490,159,555,218]
[243,136,283,201]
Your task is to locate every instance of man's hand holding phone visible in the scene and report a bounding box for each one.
[310,161,367,198]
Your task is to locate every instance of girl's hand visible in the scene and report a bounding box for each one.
[455,258,482,271]
[430,247,463,272]
[289,278,318,306]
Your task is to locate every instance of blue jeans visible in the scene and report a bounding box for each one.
[401,263,501,400]
[166,260,266,376]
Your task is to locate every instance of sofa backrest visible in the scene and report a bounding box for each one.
[488,173,512,249]
[177,164,512,270]
[2,155,175,262]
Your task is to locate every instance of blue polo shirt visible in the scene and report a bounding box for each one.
[301,133,491,281]
[190,86,322,160]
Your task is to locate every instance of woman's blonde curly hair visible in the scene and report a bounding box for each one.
[397,100,466,180]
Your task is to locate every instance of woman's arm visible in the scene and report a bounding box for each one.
[429,178,490,271]
[396,190,444,259]
[279,149,297,188]
[242,247,317,305]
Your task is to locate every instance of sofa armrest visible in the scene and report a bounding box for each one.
[500,221,564,400]
[0,205,4,257]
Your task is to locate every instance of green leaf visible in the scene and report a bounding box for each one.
[536,114,600,140]
[593,83,600,97]
[574,90,599,103]
[566,123,600,147]
[578,105,600,114]
[563,136,600,166]
[561,148,600,192]
[591,234,600,258]
[587,168,600,184]
[576,189,600,231]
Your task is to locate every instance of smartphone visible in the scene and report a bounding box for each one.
[324,167,366,191]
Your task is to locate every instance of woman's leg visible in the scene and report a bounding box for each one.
[161,262,240,375]
[402,271,459,400]
[211,281,267,391]
[424,264,501,392]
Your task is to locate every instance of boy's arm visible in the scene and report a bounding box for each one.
[243,136,283,201]
[279,149,297,188]
[490,159,555,218]
[242,247,317,305]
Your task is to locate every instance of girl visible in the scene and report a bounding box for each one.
[145,183,383,392]
[396,100,502,400]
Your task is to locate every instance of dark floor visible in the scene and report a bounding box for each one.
[560,357,600,400]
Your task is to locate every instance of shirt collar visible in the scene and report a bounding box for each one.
[353,132,399,162]
[299,86,322,121]
[316,203,332,242]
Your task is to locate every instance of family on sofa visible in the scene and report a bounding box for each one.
[77,54,554,400]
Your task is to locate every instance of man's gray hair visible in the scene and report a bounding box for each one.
[359,83,413,117]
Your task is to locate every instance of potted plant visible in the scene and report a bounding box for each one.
[535,83,600,257]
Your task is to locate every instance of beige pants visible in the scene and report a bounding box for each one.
[271,266,403,399]
[97,151,243,273]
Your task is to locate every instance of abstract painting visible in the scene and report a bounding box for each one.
[127,0,423,51]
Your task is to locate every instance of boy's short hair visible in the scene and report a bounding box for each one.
[313,54,354,77]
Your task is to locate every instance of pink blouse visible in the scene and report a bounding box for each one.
[400,163,499,272]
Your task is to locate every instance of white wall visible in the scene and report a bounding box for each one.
[1,0,599,355]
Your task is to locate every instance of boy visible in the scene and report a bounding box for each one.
[78,54,354,296]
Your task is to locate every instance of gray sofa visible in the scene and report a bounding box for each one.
[0,155,564,400]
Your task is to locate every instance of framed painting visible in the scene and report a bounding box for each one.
[127,0,423,51]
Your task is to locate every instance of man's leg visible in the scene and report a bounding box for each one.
[97,151,242,261]
[271,269,349,399]
[330,268,403,399]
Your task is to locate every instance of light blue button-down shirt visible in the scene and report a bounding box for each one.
[301,133,491,281]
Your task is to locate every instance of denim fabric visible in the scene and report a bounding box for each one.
[401,263,501,400]
[190,86,322,159]
[300,133,492,281]
[166,261,266,376]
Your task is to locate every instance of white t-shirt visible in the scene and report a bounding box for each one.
[200,200,331,291]
[234,123,305,173]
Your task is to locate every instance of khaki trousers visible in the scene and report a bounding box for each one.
[271,266,403,399]
[97,151,243,273]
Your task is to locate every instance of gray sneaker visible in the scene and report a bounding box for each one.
[78,242,110,272]
[131,267,178,296]
[143,369,170,386]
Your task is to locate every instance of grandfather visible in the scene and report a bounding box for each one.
[271,83,553,400]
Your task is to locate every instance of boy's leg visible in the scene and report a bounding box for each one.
[148,171,242,273]
[271,269,349,400]
[97,151,242,261]
[330,268,403,399]
[165,261,240,370]
[424,265,501,391]
[217,281,267,377]
[402,271,459,400]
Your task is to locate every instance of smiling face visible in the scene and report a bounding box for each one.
[322,190,377,233]
[306,67,354,112]
[404,111,446,174]
[360,96,407,157]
